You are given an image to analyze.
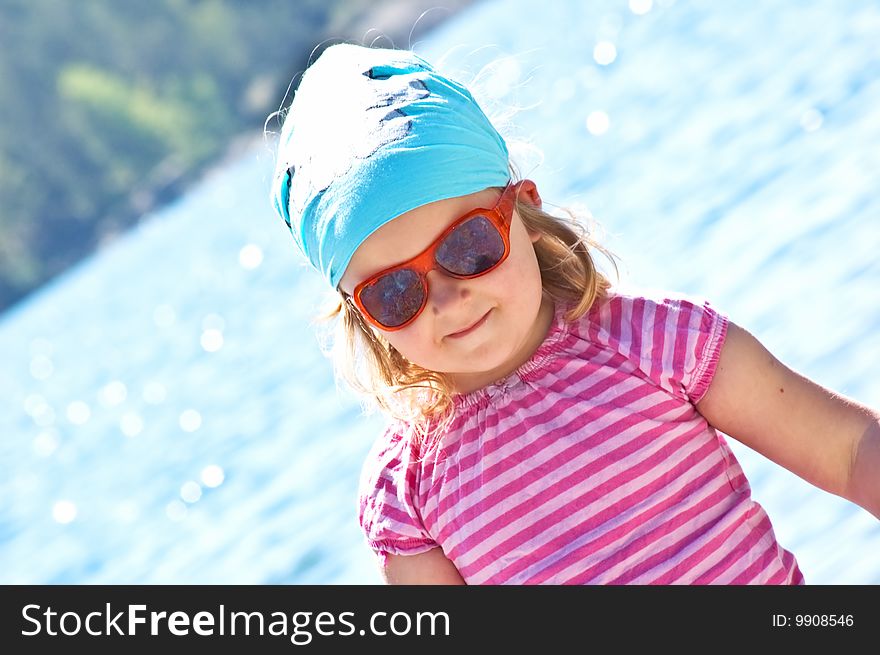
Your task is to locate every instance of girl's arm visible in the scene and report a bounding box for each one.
[695,321,880,519]
[380,547,467,585]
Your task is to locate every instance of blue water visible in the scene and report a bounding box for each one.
[2,0,879,584]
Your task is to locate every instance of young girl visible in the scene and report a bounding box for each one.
[270,43,880,584]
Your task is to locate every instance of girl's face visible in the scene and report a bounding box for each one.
[339,182,554,394]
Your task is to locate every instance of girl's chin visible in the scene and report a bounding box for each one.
[447,355,520,393]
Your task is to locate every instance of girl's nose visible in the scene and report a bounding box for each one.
[425,269,470,314]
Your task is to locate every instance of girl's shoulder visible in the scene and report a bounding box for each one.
[357,417,426,493]
[575,283,729,403]
[359,418,414,471]
[578,283,727,339]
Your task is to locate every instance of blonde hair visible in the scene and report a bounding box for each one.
[314,165,619,445]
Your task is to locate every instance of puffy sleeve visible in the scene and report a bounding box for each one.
[591,288,729,404]
[357,422,438,563]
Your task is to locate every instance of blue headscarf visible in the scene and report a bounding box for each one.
[270,43,510,289]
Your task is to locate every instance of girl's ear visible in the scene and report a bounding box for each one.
[516,179,542,208]
[514,179,543,243]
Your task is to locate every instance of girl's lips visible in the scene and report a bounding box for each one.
[447,310,491,339]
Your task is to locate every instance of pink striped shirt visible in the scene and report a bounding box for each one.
[357,288,804,584]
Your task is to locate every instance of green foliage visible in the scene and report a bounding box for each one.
[57,63,228,172]
[0,0,400,313]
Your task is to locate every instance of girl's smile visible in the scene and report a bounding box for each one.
[446,308,492,339]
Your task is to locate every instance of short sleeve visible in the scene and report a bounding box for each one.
[593,288,729,404]
[357,423,438,563]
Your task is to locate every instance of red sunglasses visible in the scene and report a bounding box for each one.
[350,181,521,331]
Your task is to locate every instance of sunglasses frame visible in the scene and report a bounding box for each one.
[350,181,520,331]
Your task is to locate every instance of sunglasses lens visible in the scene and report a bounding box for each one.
[436,215,505,276]
[359,268,424,328]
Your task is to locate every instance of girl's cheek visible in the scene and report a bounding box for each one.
[385,324,429,357]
